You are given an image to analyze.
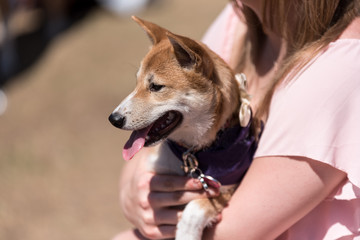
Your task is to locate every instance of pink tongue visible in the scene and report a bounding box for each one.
[123,126,152,161]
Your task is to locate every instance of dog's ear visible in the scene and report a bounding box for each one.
[166,32,216,81]
[132,16,167,45]
[166,32,201,69]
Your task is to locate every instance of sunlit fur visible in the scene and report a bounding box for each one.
[110,17,245,240]
[113,19,240,149]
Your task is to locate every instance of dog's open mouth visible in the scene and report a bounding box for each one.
[123,110,183,160]
[145,111,183,146]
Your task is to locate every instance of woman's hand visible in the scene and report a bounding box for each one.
[119,146,220,240]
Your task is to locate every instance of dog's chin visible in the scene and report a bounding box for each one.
[144,110,183,147]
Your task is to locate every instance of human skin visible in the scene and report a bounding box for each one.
[114,1,359,239]
[114,146,220,240]
[114,152,346,240]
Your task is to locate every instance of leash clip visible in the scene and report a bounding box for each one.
[182,149,221,191]
[181,149,198,174]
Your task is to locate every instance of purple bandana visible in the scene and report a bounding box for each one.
[167,121,260,186]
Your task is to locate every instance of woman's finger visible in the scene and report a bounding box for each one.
[152,208,182,225]
[149,174,203,192]
[140,207,181,226]
[148,189,219,207]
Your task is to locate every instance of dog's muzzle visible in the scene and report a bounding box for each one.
[109,112,126,129]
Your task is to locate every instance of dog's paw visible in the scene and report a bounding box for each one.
[175,199,217,240]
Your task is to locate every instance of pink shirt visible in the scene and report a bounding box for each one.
[202,4,360,239]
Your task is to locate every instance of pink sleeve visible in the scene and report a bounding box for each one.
[201,3,243,64]
[255,39,360,189]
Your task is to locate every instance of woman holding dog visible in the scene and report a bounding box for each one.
[115,0,360,239]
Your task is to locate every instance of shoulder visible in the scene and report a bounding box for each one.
[262,38,360,138]
[280,37,360,105]
[287,17,360,96]
[296,38,360,87]
[292,38,360,96]
[256,38,360,187]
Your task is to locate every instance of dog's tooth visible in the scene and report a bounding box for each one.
[168,112,175,120]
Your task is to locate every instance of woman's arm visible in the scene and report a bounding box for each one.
[118,146,219,239]
[203,155,347,240]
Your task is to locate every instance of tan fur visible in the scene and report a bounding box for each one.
[195,185,237,217]
[110,16,253,240]
[131,16,241,148]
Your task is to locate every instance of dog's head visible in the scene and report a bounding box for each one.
[109,16,240,160]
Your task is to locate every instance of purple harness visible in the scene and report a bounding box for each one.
[167,120,260,186]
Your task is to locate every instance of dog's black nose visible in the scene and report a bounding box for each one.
[108,112,126,129]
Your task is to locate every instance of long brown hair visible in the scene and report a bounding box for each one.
[232,0,360,119]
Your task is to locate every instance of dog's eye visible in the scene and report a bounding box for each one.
[149,83,164,92]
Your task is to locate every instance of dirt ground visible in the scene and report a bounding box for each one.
[0,1,227,239]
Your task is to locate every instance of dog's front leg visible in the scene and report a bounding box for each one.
[175,198,218,240]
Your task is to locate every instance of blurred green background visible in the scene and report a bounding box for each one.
[0,0,226,239]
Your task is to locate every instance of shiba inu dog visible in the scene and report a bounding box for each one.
[109,16,259,240]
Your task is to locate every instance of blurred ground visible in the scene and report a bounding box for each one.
[0,1,227,239]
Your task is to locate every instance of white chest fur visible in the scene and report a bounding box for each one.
[147,143,185,176]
